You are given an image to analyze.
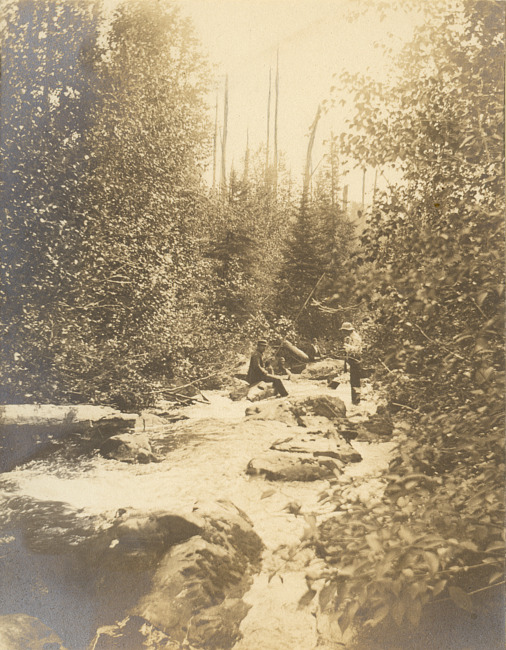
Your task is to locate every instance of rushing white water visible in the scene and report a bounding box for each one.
[0,377,395,650]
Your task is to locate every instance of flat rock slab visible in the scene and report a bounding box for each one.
[246,450,340,481]
[270,434,362,464]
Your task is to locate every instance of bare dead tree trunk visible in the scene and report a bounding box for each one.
[331,132,338,207]
[221,75,228,195]
[266,67,272,183]
[212,93,218,189]
[330,133,338,249]
[243,129,250,186]
[273,49,279,196]
[302,104,321,208]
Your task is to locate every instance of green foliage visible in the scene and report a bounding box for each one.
[0,0,214,408]
[302,0,505,638]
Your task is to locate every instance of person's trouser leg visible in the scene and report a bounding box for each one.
[348,358,361,404]
[267,375,288,397]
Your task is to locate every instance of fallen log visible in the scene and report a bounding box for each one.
[0,404,137,473]
[281,340,310,362]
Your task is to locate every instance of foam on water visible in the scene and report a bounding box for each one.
[0,378,395,650]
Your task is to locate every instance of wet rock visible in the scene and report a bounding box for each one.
[136,411,174,432]
[299,358,345,380]
[361,405,394,437]
[99,432,157,464]
[228,378,250,401]
[270,434,362,464]
[300,414,358,443]
[0,404,137,472]
[192,499,264,565]
[101,511,203,570]
[245,395,346,428]
[187,597,250,649]
[246,382,277,402]
[134,500,263,647]
[0,613,68,650]
[246,450,341,481]
[290,394,346,420]
[89,615,179,650]
[245,400,300,426]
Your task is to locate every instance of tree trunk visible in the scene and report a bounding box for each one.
[221,75,228,194]
[212,93,218,189]
[274,49,279,195]
[266,67,271,183]
[302,105,321,208]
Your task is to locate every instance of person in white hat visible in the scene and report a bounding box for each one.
[340,322,363,404]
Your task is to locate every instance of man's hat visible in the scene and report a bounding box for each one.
[340,322,354,331]
[257,339,268,345]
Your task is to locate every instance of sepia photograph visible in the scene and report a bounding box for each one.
[0,0,504,648]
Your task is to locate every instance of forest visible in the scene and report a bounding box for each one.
[0,0,504,642]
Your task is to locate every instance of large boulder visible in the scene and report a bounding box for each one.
[246,450,340,481]
[245,400,301,426]
[99,432,157,464]
[5,495,261,649]
[290,394,346,420]
[98,511,203,570]
[245,395,347,429]
[0,404,138,472]
[228,378,250,401]
[134,500,263,648]
[0,614,68,650]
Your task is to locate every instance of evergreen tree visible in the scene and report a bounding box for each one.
[277,150,355,337]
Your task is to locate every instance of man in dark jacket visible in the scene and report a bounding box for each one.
[247,340,289,397]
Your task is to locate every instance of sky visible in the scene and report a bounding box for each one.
[175,0,423,204]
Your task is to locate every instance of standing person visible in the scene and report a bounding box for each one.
[340,322,363,405]
[247,340,289,397]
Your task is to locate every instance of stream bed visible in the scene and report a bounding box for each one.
[0,377,395,649]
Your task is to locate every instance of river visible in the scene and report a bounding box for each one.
[0,377,395,649]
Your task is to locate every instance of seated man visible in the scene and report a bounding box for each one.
[246,340,289,397]
[275,356,292,380]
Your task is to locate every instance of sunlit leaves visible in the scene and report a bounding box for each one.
[297,0,506,638]
[0,0,214,407]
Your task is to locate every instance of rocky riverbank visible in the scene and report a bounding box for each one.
[0,363,397,649]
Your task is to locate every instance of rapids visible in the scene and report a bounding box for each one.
[0,377,395,649]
